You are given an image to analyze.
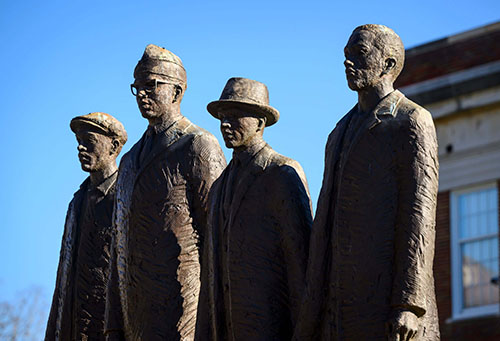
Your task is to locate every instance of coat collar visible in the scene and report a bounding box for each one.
[364,89,404,130]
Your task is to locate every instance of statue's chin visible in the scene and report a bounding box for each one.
[79,162,93,173]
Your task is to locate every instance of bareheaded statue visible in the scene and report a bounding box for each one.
[196,77,312,340]
[104,44,226,340]
[294,25,440,340]
[46,112,127,340]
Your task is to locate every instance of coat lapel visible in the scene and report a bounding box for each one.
[54,179,88,337]
[227,145,270,229]
[339,90,404,173]
[135,117,193,182]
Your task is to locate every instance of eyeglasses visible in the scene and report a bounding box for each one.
[130,79,172,96]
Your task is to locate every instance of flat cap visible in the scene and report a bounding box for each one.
[70,112,128,145]
[134,44,187,86]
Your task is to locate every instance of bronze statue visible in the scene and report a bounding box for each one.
[196,77,312,340]
[294,25,440,340]
[104,45,226,340]
[46,112,127,340]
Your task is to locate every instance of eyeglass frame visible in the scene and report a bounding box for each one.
[130,79,175,97]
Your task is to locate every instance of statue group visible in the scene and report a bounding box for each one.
[46,24,440,341]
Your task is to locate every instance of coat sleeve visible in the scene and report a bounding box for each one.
[391,108,439,317]
[188,133,227,246]
[272,162,313,326]
[45,200,74,340]
[104,232,125,338]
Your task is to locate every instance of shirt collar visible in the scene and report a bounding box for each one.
[148,116,182,136]
[91,170,118,196]
[232,139,267,166]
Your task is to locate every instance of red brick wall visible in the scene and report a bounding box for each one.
[434,187,500,341]
[395,27,500,88]
[434,191,452,327]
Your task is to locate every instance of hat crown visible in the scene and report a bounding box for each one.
[70,112,127,145]
[142,44,184,67]
[134,44,186,85]
[219,77,270,107]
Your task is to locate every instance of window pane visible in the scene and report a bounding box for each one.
[461,238,499,308]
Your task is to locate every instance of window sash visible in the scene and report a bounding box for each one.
[450,182,499,319]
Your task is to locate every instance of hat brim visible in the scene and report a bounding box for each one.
[207,100,279,127]
[70,118,110,136]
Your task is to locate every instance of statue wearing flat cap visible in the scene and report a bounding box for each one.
[46,112,127,340]
[195,77,312,340]
[104,45,226,340]
[294,25,440,340]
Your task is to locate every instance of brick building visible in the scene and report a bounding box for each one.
[395,22,500,340]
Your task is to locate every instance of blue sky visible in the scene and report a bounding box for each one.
[0,0,498,324]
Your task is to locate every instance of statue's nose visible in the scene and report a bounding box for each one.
[344,59,354,68]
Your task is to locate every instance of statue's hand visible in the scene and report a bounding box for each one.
[386,310,419,341]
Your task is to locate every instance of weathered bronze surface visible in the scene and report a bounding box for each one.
[104,45,226,340]
[46,112,127,340]
[196,77,312,340]
[294,25,440,340]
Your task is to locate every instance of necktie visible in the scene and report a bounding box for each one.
[139,128,155,166]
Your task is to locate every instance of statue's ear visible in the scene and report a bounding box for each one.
[173,85,183,103]
[111,139,120,154]
[382,57,397,76]
[257,117,266,132]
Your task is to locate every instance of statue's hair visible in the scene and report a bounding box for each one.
[353,24,405,79]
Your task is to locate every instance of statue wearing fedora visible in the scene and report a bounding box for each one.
[195,77,312,340]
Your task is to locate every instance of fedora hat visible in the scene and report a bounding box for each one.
[207,77,279,127]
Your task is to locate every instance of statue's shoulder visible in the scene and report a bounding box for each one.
[263,147,305,180]
[182,121,224,164]
[394,92,433,127]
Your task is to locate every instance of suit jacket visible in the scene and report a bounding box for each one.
[105,116,226,340]
[46,173,117,340]
[196,143,312,341]
[294,90,440,340]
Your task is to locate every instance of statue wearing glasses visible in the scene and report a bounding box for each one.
[104,44,226,340]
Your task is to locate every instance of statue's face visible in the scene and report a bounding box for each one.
[218,108,263,149]
[75,130,115,173]
[133,74,177,120]
[344,29,385,91]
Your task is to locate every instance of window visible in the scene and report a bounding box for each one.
[451,183,499,319]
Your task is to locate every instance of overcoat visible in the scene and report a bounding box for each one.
[46,173,116,340]
[294,90,440,340]
[105,116,226,340]
[196,143,312,341]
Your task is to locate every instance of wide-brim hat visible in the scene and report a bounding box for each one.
[207,77,279,127]
[70,112,128,145]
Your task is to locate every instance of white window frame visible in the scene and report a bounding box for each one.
[450,182,499,320]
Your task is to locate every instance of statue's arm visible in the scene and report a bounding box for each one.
[45,201,73,340]
[390,108,439,329]
[188,133,226,243]
[104,232,125,340]
[273,164,312,326]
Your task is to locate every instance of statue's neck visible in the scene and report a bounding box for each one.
[357,81,394,113]
[89,162,118,186]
